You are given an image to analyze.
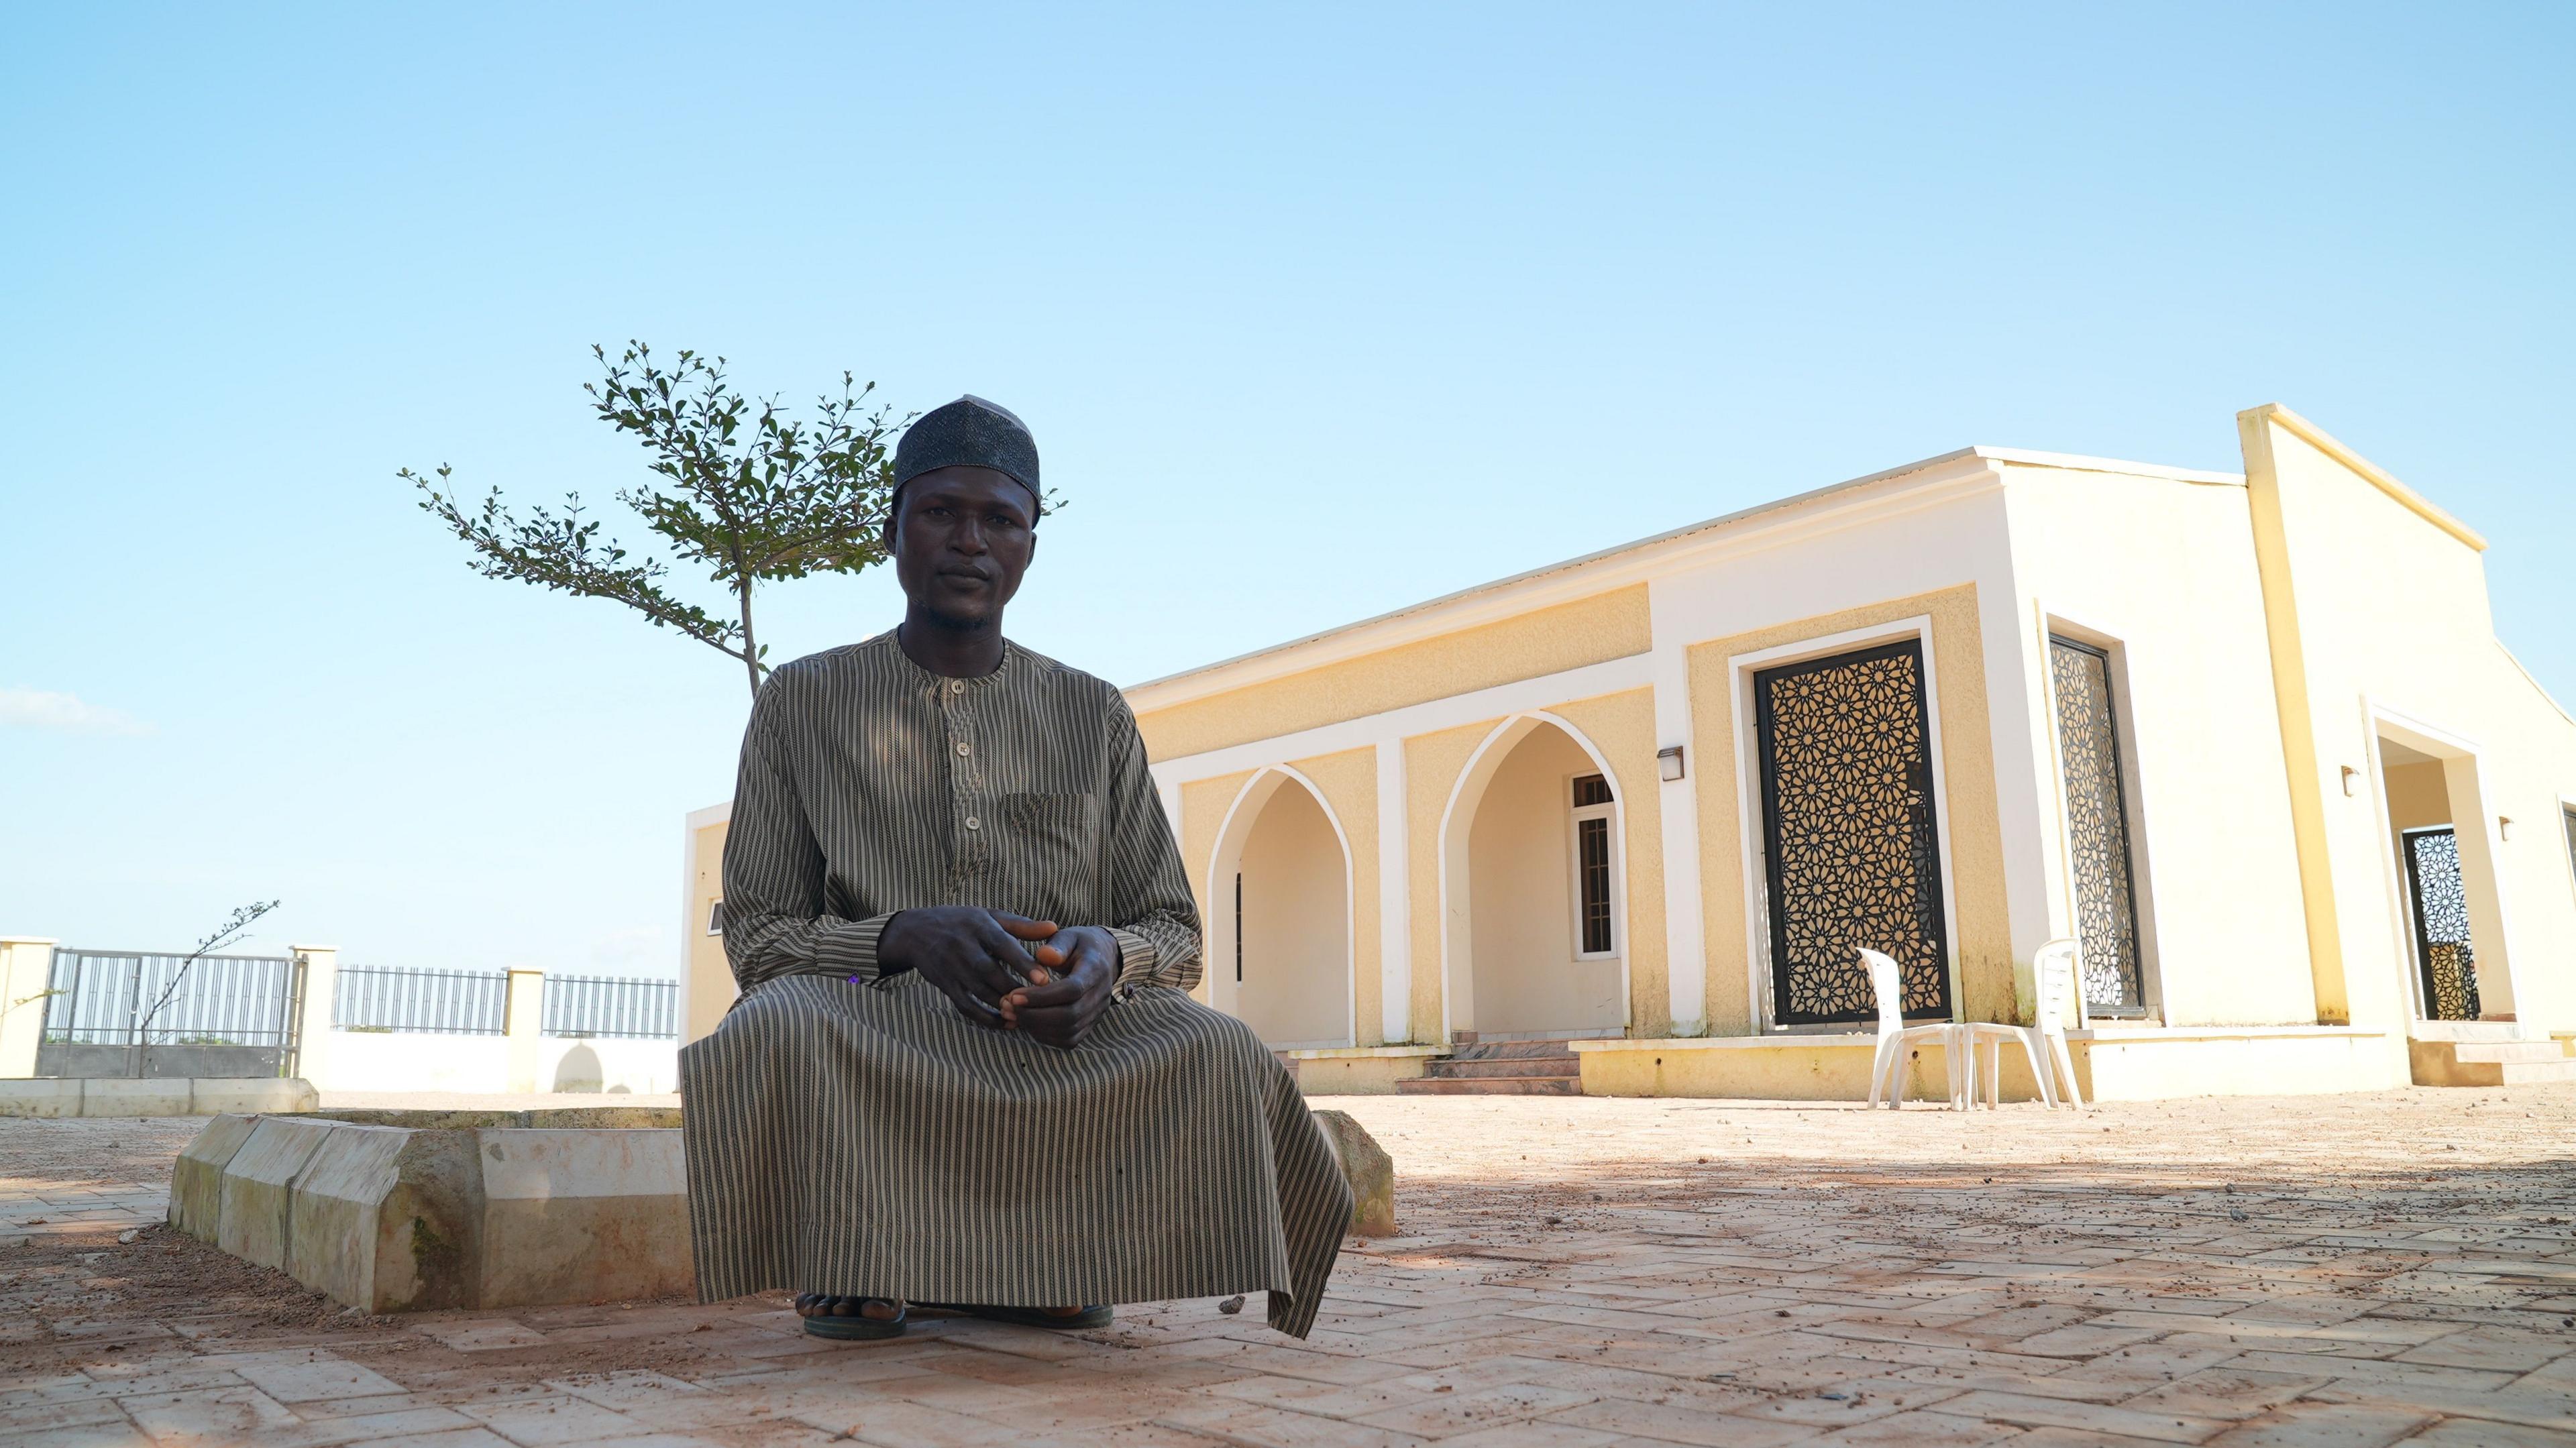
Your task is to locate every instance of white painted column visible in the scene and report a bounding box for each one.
[1375,739,1412,1043]
[0,938,60,1079]
[288,944,337,1089]
[1648,580,1709,1036]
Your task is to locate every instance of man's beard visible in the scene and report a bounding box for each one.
[918,604,995,634]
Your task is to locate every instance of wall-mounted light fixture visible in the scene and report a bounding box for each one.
[2500,816,2514,841]
[1657,746,1685,782]
[2341,765,2358,797]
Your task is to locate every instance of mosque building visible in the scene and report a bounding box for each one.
[684,404,2576,1100]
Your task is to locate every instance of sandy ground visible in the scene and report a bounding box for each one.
[4,1087,2575,1445]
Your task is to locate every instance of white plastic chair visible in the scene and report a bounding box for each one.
[1958,937,2086,1109]
[1859,947,1965,1109]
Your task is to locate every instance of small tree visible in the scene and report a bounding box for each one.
[402,343,906,701]
[131,899,279,1076]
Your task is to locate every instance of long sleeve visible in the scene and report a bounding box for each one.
[1100,701,1204,993]
[720,682,896,990]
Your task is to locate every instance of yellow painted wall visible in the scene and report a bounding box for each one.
[683,820,735,1044]
[1173,750,1381,1042]
[1134,586,1651,761]
[1463,724,1621,1036]
[1287,747,1383,1046]
[1235,783,1350,1047]
[2241,405,2576,1035]
[2000,460,2316,1027]
[1685,585,2015,1030]
[2383,762,2451,835]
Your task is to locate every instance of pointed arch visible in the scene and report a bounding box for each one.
[1204,764,1358,1048]
[1436,710,1631,1042]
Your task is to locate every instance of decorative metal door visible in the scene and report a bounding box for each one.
[2402,827,2480,1021]
[2047,637,2146,1013]
[1754,639,1951,1025]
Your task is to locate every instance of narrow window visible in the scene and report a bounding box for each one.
[706,899,725,936]
[2561,805,2576,895]
[1571,773,1615,956]
[1234,873,1244,983]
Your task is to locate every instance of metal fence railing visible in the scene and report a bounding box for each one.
[334,965,508,1035]
[543,973,678,1039]
[43,949,299,1047]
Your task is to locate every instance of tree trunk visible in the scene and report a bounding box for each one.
[738,582,763,703]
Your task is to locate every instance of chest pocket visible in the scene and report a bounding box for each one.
[998,793,1102,915]
[1001,793,1097,850]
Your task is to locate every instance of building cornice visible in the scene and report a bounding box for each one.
[1126,444,2231,712]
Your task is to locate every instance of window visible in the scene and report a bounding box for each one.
[2563,805,2576,895]
[1571,773,1615,956]
[706,899,725,936]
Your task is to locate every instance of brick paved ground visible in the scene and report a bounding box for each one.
[6,1087,2576,1446]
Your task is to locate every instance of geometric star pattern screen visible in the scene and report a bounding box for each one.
[1754,640,1951,1025]
[2047,636,2147,1013]
[2403,826,2481,1021]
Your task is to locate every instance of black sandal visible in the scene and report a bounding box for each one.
[798,1295,907,1340]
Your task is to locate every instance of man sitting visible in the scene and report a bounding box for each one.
[681,396,1350,1341]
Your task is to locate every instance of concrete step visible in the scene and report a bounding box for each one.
[2499,1059,2576,1085]
[1442,1036,1576,1061]
[1425,1056,1582,1079]
[1449,1040,1578,1061]
[2408,1020,2528,1044]
[1394,1075,1585,1096]
[2451,1042,2569,1064]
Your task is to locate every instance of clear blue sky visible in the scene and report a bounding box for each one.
[5,3,2569,981]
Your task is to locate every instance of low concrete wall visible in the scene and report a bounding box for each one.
[2079,1027,2406,1099]
[1573,1034,1962,1102]
[0,1076,319,1118]
[1287,1046,1443,1095]
[314,1030,676,1095]
[1573,1027,2406,1102]
[170,1105,1395,1313]
[36,1043,286,1078]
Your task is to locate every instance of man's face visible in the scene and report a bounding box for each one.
[883,465,1038,629]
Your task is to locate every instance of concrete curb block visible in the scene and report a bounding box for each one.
[0,1077,319,1118]
[170,1113,260,1238]
[170,1114,692,1313]
[170,1107,1395,1311]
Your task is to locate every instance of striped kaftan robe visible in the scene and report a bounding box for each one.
[681,632,1350,1337]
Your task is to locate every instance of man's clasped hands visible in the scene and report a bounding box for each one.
[876,907,1120,1050]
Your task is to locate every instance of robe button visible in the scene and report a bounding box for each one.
[965,816,982,831]
[955,742,971,757]
[949,680,965,695]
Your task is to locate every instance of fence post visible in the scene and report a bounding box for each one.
[505,968,545,1093]
[290,945,338,1087]
[1,938,60,1079]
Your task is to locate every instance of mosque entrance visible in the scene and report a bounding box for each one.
[1448,718,1627,1039]
[1753,639,1952,1027]
[2376,724,2518,1025]
[1209,769,1354,1049]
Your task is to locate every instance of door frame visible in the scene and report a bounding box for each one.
[2362,702,2524,1026]
[1728,616,1962,1032]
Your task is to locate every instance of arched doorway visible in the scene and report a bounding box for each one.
[1440,714,1629,1040]
[1207,769,1355,1048]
